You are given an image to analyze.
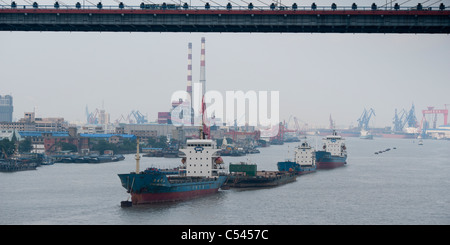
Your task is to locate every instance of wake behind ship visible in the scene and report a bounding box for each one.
[118,138,227,205]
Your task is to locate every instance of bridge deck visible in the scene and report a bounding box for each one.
[1,7,449,33]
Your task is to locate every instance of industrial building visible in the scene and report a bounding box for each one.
[19,112,68,132]
[122,123,175,139]
[0,121,36,131]
[79,133,136,143]
[426,125,450,139]
[18,130,85,154]
[0,129,22,141]
[18,126,135,154]
[0,95,13,122]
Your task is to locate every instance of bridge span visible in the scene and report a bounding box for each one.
[0,3,449,33]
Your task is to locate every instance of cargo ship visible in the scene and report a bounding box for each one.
[315,131,347,169]
[118,97,228,205]
[380,132,415,139]
[118,136,228,205]
[277,141,316,175]
[223,162,297,188]
[317,129,359,137]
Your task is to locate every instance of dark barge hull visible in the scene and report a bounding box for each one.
[224,171,297,188]
[0,163,37,172]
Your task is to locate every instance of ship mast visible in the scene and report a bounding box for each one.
[135,137,140,174]
[200,96,210,140]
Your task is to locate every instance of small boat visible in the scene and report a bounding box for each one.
[41,156,55,165]
[112,154,125,161]
[89,155,114,163]
[360,129,373,140]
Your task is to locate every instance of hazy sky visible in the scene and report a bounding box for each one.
[1,0,449,128]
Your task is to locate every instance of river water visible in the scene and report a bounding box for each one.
[1,137,449,225]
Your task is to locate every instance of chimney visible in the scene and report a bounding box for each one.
[187,42,193,100]
[200,37,206,97]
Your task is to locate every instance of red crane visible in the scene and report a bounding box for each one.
[420,105,448,131]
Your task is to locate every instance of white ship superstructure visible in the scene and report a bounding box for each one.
[294,142,315,166]
[179,139,224,177]
[322,131,347,157]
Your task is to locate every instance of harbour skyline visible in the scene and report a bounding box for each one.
[1,1,449,128]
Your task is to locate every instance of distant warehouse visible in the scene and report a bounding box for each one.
[79,133,136,143]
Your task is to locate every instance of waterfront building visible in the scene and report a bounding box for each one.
[426,125,450,139]
[0,129,22,141]
[0,95,13,122]
[0,121,36,131]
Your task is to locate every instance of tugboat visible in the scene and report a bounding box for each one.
[360,129,373,140]
[277,141,316,175]
[315,131,347,169]
[418,135,423,145]
[118,99,228,205]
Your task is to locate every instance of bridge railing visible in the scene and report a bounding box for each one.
[0,3,446,12]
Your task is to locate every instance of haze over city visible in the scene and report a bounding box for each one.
[1,0,449,128]
[2,0,450,226]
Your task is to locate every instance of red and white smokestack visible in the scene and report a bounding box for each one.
[187,42,192,101]
[200,37,206,97]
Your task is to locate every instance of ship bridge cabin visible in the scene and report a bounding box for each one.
[323,131,346,157]
[179,139,223,178]
[294,142,315,166]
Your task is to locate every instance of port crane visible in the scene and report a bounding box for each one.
[393,109,406,132]
[86,107,99,124]
[225,130,261,142]
[419,105,448,133]
[113,110,148,125]
[115,114,133,125]
[405,104,418,128]
[329,114,335,130]
[357,108,375,130]
[285,115,304,135]
[130,110,148,124]
[392,104,417,132]
[269,122,285,144]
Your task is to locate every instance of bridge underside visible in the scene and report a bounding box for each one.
[0,10,449,33]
